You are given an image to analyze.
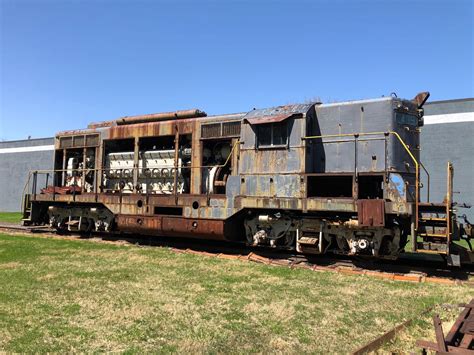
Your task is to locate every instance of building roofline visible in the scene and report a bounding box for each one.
[0,137,54,144]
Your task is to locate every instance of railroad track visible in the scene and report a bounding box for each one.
[1,223,473,286]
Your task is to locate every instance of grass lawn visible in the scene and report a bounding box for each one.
[0,232,472,353]
[0,212,22,224]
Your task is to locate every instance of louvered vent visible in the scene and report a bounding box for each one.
[201,123,221,139]
[201,121,241,139]
[85,134,100,146]
[59,136,73,149]
[59,134,100,149]
[73,135,85,147]
[222,121,241,137]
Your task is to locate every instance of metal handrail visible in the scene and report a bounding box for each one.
[419,161,430,202]
[23,139,240,200]
[302,131,430,233]
[20,171,33,213]
[26,139,240,176]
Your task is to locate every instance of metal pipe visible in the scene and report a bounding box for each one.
[32,171,37,200]
[312,137,385,144]
[116,109,207,125]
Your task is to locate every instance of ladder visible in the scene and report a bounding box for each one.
[20,171,34,226]
[414,163,454,255]
[21,192,33,226]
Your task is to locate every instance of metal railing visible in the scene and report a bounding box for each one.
[21,139,240,209]
[22,134,429,235]
[302,131,431,232]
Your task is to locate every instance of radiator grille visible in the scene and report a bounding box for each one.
[201,123,221,139]
[85,134,99,146]
[59,136,73,149]
[73,135,85,147]
[222,121,241,137]
[201,121,241,139]
[59,134,100,149]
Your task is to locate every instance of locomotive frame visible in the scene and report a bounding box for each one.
[21,92,474,265]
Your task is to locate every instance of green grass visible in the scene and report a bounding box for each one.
[0,212,22,224]
[0,232,472,353]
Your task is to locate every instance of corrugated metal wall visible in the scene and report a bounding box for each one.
[0,138,54,212]
[421,99,474,221]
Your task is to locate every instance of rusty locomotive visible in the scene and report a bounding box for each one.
[22,92,473,265]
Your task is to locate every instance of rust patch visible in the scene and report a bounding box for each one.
[243,113,301,125]
[116,214,162,234]
[161,217,225,240]
[116,214,226,240]
[357,199,385,227]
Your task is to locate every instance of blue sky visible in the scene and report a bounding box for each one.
[0,0,472,140]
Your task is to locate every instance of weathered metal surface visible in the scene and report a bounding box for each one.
[239,147,306,175]
[239,175,303,198]
[242,103,313,122]
[116,214,226,240]
[357,199,385,227]
[115,109,207,125]
[161,217,225,239]
[87,120,116,129]
[243,113,300,125]
[55,127,102,138]
[412,91,430,109]
[234,196,358,212]
[41,185,81,195]
[23,92,474,262]
[88,109,207,129]
[313,97,421,175]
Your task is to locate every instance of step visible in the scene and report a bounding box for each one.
[417,233,448,238]
[418,203,448,212]
[298,237,319,245]
[416,249,448,255]
[419,217,447,222]
[418,202,446,207]
[416,242,448,254]
[418,218,448,226]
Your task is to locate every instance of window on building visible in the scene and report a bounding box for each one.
[257,121,288,148]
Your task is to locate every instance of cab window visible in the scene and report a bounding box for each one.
[257,121,288,148]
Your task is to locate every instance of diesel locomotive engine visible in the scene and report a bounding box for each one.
[22,93,473,265]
